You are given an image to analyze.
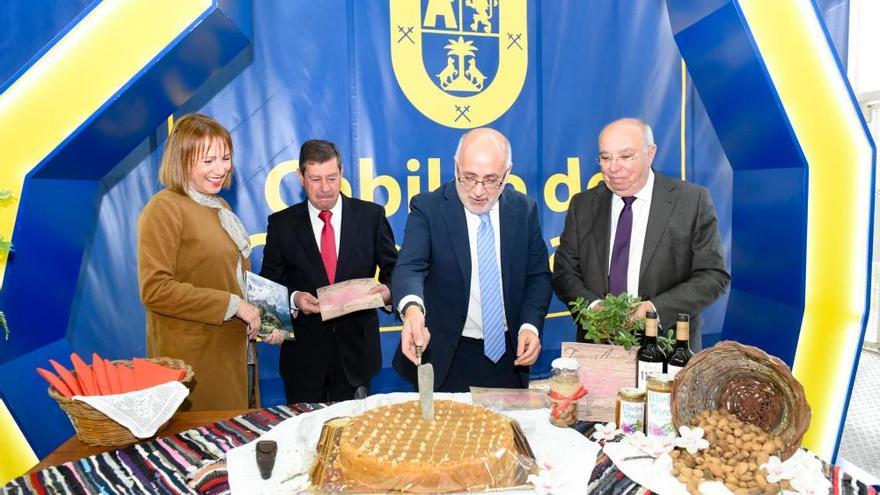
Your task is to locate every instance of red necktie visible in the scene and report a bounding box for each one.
[318,210,336,283]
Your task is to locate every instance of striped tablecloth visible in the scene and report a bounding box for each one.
[3,408,877,494]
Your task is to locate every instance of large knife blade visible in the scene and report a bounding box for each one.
[415,345,434,420]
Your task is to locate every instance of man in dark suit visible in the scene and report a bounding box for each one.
[260,140,398,403]
[553,118,730,349]
[392,128,553,392]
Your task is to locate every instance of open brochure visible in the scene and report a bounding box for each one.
[246,271,295,341]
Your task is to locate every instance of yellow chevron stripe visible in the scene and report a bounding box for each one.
[0,0,211,287]
[738,0,873,460]
[0,399,38,485]
[0,0,210,481]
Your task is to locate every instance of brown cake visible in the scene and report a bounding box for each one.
[336,400,520,493]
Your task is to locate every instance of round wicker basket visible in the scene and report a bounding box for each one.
[671,341,810,460]
[47,357,194,447]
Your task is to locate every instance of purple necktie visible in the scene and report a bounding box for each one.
[608,196,636,295]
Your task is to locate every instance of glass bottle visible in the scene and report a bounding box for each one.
[666,313,694,377]
[636,310,666,390]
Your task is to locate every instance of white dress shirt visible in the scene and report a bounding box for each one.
[398,202,538,339]
[291,198,342,311]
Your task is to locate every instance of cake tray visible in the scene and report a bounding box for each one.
[309,416,538,493]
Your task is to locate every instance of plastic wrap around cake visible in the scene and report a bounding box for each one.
[310,400,538,493]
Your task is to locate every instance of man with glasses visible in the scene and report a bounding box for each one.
[392,128,553,391]
[553,118,729,349]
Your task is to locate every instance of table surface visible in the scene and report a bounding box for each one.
[29,408,253,473]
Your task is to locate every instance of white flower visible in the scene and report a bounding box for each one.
[639,435,676,458]
[673,426,710,454]
[761,455,795,483]
[527,461,562,495]
[790,473,832,495]
[591,422,620,442]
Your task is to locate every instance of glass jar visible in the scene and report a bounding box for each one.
[548,358,582,427]
[615,387,646,435]
[645,373,675,438]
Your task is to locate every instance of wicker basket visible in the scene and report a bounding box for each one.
[671,341,811,460]
[47,357,194,447]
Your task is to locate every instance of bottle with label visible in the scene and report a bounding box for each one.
[645,373,675,438]
[636,310,666,390]
[615,386,646,435]
[666,313,694,377]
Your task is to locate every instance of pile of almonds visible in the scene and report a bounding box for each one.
[671,409,789,495]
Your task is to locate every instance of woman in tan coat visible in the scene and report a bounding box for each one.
[137,114,281,410]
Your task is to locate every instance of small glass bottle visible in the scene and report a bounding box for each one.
[548,358,582,427]
[645,373,675,438]
[636,311,666,390]
[615,387,646,435]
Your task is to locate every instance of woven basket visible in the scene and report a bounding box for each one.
[47,357,194,447]
[671,341,811,460]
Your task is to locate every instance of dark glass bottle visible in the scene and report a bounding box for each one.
[636,311,666,390]
[666,313,694,377]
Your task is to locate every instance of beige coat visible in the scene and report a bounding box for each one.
[137,189,256,410]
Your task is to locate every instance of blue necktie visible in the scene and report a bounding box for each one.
[477,214,505,363]
[609,196,636,295]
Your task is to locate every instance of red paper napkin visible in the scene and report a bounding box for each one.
[36,368,74,398]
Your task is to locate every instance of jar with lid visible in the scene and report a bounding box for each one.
[645,373,675,438]
[615,387,646,434]
[548,358,584,427]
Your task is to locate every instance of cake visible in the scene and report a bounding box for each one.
[335,400,520,493]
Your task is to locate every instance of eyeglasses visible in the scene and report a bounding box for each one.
[456,175,505,191]
[597,150,644,167]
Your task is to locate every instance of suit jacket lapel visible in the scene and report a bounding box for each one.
[498,189,514,307]
[440,182,471,291]
[294,201,330,286]
[640,174,676,279]
[336,195,355,277]
[594,185,613,292]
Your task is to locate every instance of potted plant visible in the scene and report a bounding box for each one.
[568,293,675,352]
[0,188,14,340]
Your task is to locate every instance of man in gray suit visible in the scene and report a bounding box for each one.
[553,118,729,349]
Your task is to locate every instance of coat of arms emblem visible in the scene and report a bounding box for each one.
[390,0,528,128]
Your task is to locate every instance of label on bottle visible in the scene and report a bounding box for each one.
[637,361,665,390]
[618,400,645,435]
[646,390,675,438]
[667,364,684,377]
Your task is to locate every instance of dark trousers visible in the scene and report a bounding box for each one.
[438,336,524,392]
[282,335,367,404]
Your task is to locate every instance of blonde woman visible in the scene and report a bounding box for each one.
[137,113,281,410]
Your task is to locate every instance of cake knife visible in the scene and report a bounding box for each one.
[415,345,434,420]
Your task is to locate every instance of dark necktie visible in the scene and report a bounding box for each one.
[608,196,636,295]
[318,210,336,283]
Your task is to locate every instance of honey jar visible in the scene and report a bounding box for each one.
[615,387,646,434]
[645,373,675,438]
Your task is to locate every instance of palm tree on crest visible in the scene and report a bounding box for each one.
[443,36,479,91]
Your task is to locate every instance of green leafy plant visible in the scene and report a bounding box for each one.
[658,329,676,355]
[0,188,14,340]
[568,293,645,350]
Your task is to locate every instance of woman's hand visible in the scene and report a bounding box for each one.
[236,301,262,339]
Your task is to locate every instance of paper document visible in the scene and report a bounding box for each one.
[317,278,384,321]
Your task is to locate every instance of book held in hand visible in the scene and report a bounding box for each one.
[245,271,295,341]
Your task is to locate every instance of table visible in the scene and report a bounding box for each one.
[28,409,255,473]
[4,406,875,494]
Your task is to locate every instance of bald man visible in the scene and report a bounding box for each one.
[553,118,729,349]
[392,128,553,392]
